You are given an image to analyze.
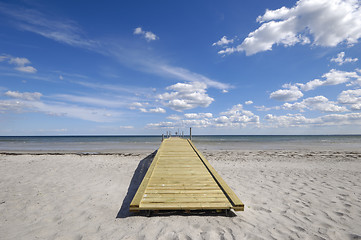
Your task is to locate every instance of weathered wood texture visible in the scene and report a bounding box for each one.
[129,138,244,212]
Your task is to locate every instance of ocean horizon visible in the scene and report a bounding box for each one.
[1,135,360,152]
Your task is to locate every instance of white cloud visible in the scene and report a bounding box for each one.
[254,105,277,111]
[9,57,30,66]
[219,0,361,55]
[212,36,234,46]
[184,113,213,119]
[0,100,27,113]
[0,55,7,62]
[119,125,134,129]
[282,96,348,112]
[323,69,360,85]
[1,55,37,73]
[239,17,301,55]
[181,119,212,128]
[265,112,361,128]
[297,69,361,91]
[147,121,177,128]
[158,82,214,111]
[129,102,147,110]
[157,64,231,90]
[216,104,260,127]
[218,47,238,55]
[148,107,166,113]
[14,66,37,73]
[338,89,361,110]
[145,31,158,41]
[296,79,324,91]
[270,86,303,101]
[245,100,253,105]
[167,114,182,120]
[133,27,159,41]
[265,113,316,127]
[271,69,361,104]
[147,103,259,129]
[134,27,143,35]
[129,102,165,113]
[331,52,358,65]
[5,90,42,101]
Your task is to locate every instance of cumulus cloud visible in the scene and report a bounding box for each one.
[129,102,165,113]
[129,102,147,109]
[184,113,213,119]
[265,113,316,127]
[338,89,361,110]
[265,112,361,128]
[147,103,259,129]
[218,0,361,55]
[167,114,182,120]
[245,100,253,105]
[212,36,234,46]
[270,86,303,102]
[270,69,361,105]
[297,69,361,91]
[134,27,159,41]
[158,82,214,111]
[331,52,358,65]
[148,107,166,113]
[282,96,348,112]
[216,104,260,127]
[1,55,37,73]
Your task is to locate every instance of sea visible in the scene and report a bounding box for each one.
[0,135,360,153]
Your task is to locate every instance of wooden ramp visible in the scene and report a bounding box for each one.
[130,137,244,212]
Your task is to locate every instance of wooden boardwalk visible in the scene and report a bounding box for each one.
[130,137,244,212]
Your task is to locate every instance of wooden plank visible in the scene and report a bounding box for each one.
[144,189,224,194]
[129,143,163,208]
[187,139,244,211]
[143,193,226,198]
[129,137,244,212]
[146,187,220,190]
[148,183,215,187]
[138,202,232,210]
[141,198,230,203]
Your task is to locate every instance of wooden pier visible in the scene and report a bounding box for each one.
[130,137,244,213]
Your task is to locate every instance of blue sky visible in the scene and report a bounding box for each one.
[1,0,361,135]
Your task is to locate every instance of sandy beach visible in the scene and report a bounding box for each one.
[1,150,361,240]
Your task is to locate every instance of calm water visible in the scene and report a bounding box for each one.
[0,135,360,152]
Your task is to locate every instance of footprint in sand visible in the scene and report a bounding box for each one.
[253,206,272,213]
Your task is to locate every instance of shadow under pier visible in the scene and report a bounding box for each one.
[116,150,156,218]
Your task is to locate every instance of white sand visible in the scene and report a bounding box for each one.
[1,150,361,240]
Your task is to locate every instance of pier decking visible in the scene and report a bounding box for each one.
[129,137,244,212]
